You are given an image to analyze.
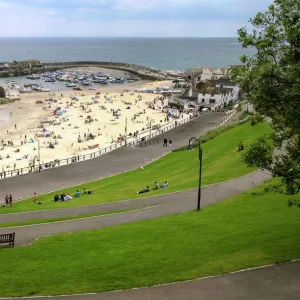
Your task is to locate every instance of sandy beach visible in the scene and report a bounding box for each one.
[0,80,188,173]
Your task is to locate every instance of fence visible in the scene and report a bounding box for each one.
[0,115,194,180]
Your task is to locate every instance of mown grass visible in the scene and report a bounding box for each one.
[0,208,136,228]
[0,181,299,297]
[0,122,272,214]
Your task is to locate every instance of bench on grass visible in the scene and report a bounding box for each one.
[0,233,15,248]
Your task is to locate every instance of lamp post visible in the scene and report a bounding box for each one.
[187,137,203,211]
[125,117,128,146]
[37,138,41,172]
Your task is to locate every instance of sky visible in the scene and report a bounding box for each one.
[0,0,274,37]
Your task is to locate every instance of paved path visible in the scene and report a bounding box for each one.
[0,170,271,246]
[0,113,225,201]
[3,260,299,300]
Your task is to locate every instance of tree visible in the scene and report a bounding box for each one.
[231,0,300,202]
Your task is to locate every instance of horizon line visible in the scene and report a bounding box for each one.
[0,36,238,39]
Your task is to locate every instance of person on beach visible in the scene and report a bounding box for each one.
[33,193,37,203]
[137,186,150,194]
[163,137,168,147]
[9,195,12,206]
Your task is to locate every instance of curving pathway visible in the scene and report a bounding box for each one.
[0,170,271,246]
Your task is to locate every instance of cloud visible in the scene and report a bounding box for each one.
[0,0,274,37]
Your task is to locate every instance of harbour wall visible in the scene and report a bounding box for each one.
[0,61,175,81]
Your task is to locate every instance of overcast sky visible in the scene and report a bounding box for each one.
[0,0,273,37]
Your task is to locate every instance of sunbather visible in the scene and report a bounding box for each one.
[160,182,169,188]
[137,186,150,194]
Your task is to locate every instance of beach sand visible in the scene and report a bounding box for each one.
[0,80,185,172]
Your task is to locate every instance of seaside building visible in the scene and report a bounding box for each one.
[184,67,232,82]
[180,79,239,112]
[8,59,41,70]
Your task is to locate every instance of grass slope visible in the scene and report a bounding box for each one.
[1,122,272,214]
[0,182,299,297]
[0,208,136,228]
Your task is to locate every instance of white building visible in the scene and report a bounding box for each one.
[197,86,240,112]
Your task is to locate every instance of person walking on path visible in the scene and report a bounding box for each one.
[163,137,168,147]
[9,195,12,206]
[33,193,37,204]
[169,139,173,148]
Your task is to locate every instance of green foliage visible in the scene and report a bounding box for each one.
[0,182,299,297]
[232,0,300,195]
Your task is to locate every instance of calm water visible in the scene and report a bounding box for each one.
[0,38,255,71]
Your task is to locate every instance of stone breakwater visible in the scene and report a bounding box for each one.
[0,61,180,81]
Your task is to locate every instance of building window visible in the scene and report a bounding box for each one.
[202,99,205,103]
[209,99,216,104]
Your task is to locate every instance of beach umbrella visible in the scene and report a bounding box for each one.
[87,115,92,119]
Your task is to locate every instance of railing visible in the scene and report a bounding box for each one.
[0,114,196,180]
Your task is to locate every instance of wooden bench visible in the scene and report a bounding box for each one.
[0,233,15,248]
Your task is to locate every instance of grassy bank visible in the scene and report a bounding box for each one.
[0,122,272,214]
[0,181,299,297]
[0,208,136,228]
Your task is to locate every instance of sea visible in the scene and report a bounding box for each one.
[0,37,255,71]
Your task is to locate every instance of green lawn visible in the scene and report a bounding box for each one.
[1,122,272,214]
[0,181,299,297]
[0,208,137,228]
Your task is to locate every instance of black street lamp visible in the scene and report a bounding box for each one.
[187,137,203,211]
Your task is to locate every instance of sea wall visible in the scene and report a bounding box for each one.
[0,61,172,81]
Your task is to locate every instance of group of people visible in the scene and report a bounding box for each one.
[4,195,13,206]
[163,137,172,147]
[53,188,92,202]
[137,181,169,194]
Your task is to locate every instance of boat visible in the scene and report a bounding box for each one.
[73,87,82,91]
[24,83,32,87]
[114,78,125,83]
[41,88,51,92]
[66,83,76,87]
[89,86,96,90]
[19,88,32,93]
[27,74,40,80]
[100,80,109,84]
[10,84,21,89]
[45,78,56,82]
[82,80,91,85]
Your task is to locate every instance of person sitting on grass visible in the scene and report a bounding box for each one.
[75,190,80,197]
[153,181,160,190]
[83,188,87,194]
[160,181,169,188]
[65,193,72,201]
[137,186,150,194]
[54,194,59,202]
